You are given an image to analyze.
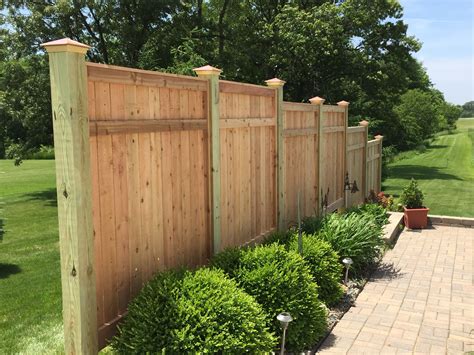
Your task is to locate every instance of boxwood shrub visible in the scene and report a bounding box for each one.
[223,244,328,352]
[289,234,343,306]
[111,269,276,353]
[317,212,384,273]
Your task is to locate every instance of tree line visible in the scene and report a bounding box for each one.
[0,0,463,161]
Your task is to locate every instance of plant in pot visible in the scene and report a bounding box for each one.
[400,178,429,229]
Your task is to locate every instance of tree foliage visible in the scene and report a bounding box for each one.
[0,0,462,158]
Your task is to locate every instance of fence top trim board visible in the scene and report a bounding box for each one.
[219,80,275,97]
[86,62,208,91]
[283,102,318,112]
[348,126,367,133]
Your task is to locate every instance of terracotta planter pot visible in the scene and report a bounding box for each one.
[403,206,429,229]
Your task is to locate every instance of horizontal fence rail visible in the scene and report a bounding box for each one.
[42,38,383,354]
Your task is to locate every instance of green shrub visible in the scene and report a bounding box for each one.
[29,145,55,159]
[261,229,293,247]
[302,215,326,235]
[208,246,244,277]
[289,234,343,306]
[232,244,328,351]
[112,269,276,354]
[345,203,388,227]
[317,213,384,273]
[400,178,424,208]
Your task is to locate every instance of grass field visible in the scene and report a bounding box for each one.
[0,160,63,354]
[383,118,474,217]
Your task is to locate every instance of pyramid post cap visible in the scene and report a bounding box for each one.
[193,65,222,76]
[309,96,325,105]
[265,78,286,87]
[337,100,350,107]
[359,120,369,127]
[375,134,384,140]
[40,38,90,54]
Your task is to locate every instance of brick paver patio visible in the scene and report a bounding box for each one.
[318,225,474,354]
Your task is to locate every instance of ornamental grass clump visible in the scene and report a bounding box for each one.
[289,234,344,306]
[345,203,388,228]
[230,244,328,352]
[111,269,276,354]
[317,212,384,273]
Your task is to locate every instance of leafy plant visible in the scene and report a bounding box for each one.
[317,213,384,273]
[345,203,388,227]
[112,269,276,353]
[301,215,326,235]
[209,246,244,278]
[400,178,424,209]
[261,229,294,247]
[228,244,328,352]
[289,234,343,306]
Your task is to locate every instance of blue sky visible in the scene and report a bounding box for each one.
[400,0,473,104]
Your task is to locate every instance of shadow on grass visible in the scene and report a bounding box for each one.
[23,188,57,207]
[387,165,462,181]
[427,144,448,149]
[0,263,21,279]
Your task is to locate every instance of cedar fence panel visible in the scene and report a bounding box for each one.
[346,126,367,206]
[282,102,319,225]
[42,38,383,354]
[320,105,347,212]
[87,63,211,346]
[219,81,277,248]
[367,138,383,194]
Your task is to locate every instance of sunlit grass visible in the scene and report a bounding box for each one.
[383,118,474,217]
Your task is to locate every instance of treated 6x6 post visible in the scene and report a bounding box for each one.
[41,38,98,354]
[337,100,350,208]
[359,120,369,199]
[193,65,222,254]
[375,134,384,192]
[265,78,286,231]
[309,96,325,216]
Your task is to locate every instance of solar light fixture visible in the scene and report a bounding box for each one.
[277,312,293,355]
[342,257,353,285]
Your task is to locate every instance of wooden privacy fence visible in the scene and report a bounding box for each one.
[41,38,383,354]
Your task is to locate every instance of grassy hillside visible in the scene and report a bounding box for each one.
[0,160,63,353]
[383,118,474,217]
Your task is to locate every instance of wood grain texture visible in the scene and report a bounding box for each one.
[87,64,210,348]
[47,50,98,353]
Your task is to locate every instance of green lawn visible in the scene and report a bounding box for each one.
[0,160,64,354]
[383,118,474,218]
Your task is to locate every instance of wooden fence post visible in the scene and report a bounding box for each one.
[41,38,98,354]
[337,100,350,208]
[359,120,369,200]
[265,78,286,231]
[375,134,384,192]
[193,65,222,254]
[309,96,325,216]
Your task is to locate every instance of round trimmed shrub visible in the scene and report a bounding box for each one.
[234,244,328,352]
[208,246,243,278]
[261,229,294,247]
[289,234,344,306]
[111,269,276,353]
